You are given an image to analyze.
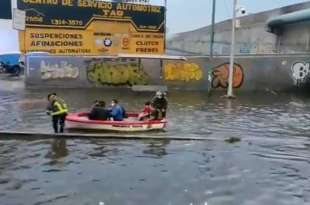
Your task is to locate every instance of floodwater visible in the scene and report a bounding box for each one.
[1,81,310,205]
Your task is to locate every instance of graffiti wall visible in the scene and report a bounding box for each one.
[211,63,244,89]
[291,62,310,86]
[86,59,149,86]
[206,56,310,91]
[26,56,84,87]
[26,56,209,90]
[25,55,310,91]
[164,62,203,82]
[40,60,79,80]
[25,56,160,88]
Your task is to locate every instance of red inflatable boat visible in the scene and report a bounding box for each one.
[65,112,167,132]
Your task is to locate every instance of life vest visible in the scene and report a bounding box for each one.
[51,99,68,116]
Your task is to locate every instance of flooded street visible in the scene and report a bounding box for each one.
[1,82,310,205]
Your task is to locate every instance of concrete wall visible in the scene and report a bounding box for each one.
[206,55,310,93]
[277,21,310,53]
[207,56,297,92]
[25,54,310,92]
[168,19,277,55]
[167,2,310,55]
[25,56,209,91]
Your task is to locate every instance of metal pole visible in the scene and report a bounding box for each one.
[227,0,237,97]
[210,0,216,57]
[164,0,167,53]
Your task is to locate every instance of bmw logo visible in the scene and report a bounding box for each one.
[103,38,112,47]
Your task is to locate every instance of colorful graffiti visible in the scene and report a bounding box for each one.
[87,59,149,86]
[164,62,203,81]
[40,60,79,80]
[291,62,310,86]
[211,63,244,89]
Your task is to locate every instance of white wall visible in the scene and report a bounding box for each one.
[0,19,19,53]
[0,0,19,54]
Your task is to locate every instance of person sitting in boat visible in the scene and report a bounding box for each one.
[151,91,168,120]
[138,101,153,121]
[89,100,109,121]
[46,93,68,133]
[109,99,125,121]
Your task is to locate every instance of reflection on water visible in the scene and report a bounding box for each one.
[1,89,310,204]
[45,139,68,160]
[142,139,170,158]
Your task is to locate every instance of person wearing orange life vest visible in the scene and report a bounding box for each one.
[46,93,68,133]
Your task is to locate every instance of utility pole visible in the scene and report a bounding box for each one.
[164,0,167,53]
[227,0,237,98]
[210,0,216,57]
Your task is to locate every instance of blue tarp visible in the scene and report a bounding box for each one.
[0,53,20,65]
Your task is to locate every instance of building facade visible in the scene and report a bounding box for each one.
[167,2,310,55]
[0,0,19,54]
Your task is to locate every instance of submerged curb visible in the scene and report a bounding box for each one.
[0,131,208,141]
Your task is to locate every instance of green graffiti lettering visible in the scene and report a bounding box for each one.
[87,60,149,86]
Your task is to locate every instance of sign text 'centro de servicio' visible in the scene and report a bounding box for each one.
[17,0,165,55]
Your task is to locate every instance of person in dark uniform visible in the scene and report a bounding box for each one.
[46,93,68,133]
[89,100,109,121]
[151,91,168,120]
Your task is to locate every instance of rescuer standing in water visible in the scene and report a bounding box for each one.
[46,93,68,133]
[151,91,168,120]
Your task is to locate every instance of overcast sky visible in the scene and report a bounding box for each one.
[149,0,310,34]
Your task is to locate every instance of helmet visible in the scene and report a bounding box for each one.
[155,91,163,99]
[47,93,56,100]
[156,91,162,96]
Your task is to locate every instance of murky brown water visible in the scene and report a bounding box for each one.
[1,83,310,205]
